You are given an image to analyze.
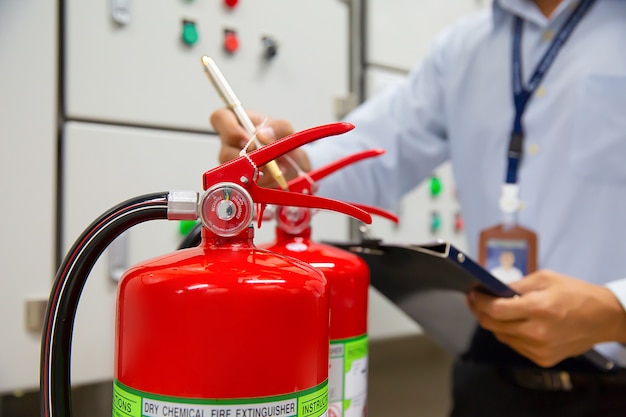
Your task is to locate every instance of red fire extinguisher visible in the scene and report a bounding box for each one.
[40,122,372,417]
[262,150,399,417]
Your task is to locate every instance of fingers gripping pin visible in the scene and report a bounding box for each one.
[201,56,289,190]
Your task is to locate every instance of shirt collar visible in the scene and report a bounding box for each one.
[492,0,579,28]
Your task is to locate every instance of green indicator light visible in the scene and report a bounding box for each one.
[429,176,442,197]
[179,220,199,236]
[182,21,199,46]
[431,212,442,233]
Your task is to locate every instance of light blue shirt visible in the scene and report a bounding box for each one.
[305,0,626,364]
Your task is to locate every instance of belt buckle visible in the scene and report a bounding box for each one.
[511,369,575,391]
[543,371,573,391]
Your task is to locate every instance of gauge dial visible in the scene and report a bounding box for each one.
[200,182,253,237]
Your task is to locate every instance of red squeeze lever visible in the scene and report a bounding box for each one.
[287,149,385,194]
[202,122,373,225]
[285,148,399,225]
[353,202,399,224]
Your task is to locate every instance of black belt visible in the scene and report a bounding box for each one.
[500,367,626,391]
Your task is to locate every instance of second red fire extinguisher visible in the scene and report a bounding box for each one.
[263,150,399,417]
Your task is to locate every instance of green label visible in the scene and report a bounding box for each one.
[298,388,328,417]
[343,336,368,374]
[113,382,141,417]
[328,335,368,417]
[113,380,328,417]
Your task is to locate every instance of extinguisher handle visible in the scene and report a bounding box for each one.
[253,188,372,224]
[350,203,399,224]
[203,122,353,190]
[286,148,385,195]
[202,122,373,225]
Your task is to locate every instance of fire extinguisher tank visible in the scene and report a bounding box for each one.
[115,227,330,399]
[265,227,368,341]
[259,146,395,416]
[264,218,370,417]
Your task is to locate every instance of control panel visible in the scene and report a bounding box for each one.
[65,0,349,133]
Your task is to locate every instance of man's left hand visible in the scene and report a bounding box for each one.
[467,270,626,367]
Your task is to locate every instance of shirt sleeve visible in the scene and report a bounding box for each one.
[606,279,626,314]
[304,29,453,211]
[594,279,626,365]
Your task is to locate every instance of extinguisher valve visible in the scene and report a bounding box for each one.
[167,190,200,220]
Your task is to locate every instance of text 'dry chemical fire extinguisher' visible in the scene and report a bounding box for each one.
[40,122,372,417]
[262,150,399,417]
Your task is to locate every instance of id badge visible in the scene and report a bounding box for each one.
[478,224,537,284]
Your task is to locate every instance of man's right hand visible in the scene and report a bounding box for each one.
[210,108,311,188]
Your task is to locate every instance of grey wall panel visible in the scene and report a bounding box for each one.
[63,122,222,384]
[362,19,477,340]
[367,0,487,71]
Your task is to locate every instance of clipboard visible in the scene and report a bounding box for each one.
[325,239,617,372]
[327,239,517,300]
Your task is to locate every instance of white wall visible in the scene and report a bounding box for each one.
[0,0,57,394]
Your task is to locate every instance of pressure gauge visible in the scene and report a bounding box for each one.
[200,183,253,237]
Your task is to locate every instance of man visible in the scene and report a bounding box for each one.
[489,251,524,283]
[212,0,626,415]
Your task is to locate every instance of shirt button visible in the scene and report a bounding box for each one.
[528,144,540,155]
[542,30,554,41]
[535,86,546,97]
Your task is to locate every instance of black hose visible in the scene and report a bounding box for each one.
[40,193,170,417]
[178,221,203,249]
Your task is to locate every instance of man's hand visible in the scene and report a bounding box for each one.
[467,270,626,367]
[211,108,310,188]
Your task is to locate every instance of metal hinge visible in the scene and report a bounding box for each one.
[25,297,49,333]
[334,93,358,120]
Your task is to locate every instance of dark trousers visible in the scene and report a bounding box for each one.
[449,359,626,417]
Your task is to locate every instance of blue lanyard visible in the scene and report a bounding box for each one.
[506,0,596,184]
